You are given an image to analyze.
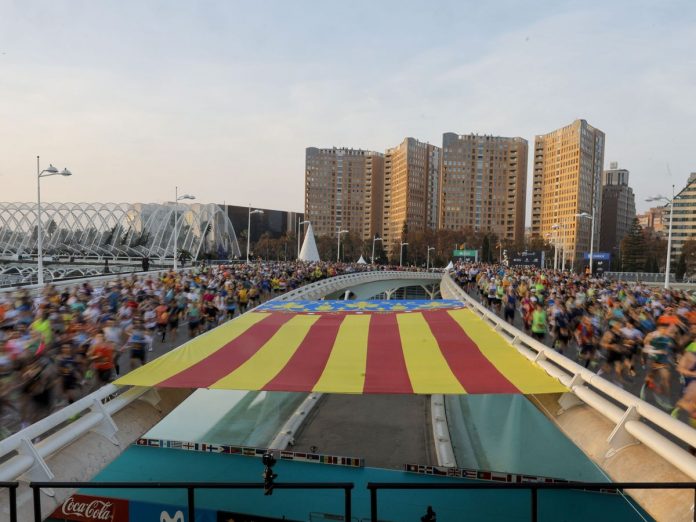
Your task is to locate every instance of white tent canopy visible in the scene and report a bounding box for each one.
[357,255,367,264]
[298,223,320,262]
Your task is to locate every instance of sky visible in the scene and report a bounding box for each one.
[1,0,695,217]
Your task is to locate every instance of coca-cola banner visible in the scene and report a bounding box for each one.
[49,494,129,522]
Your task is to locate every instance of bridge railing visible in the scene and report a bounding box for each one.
[441,272,696,481]
[274,270,441,301]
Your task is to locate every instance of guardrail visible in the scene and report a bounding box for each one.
[30,480,354,522]
[441,272,696,480]
[274,270,441,301]
[0,385,157,482]
[366,481,696,522]
[0,268,170,295]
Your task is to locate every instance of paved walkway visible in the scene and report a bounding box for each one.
[292,394,436,469]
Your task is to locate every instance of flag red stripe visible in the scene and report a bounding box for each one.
[363,313,413,393]
[158,312,293,388]
[422,310,519,393]
[263,314,344,391]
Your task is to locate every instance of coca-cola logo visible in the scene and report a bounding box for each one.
[62,497,114,520]
[50,494,128,522]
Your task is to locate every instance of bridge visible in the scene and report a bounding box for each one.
[1,269,694,521]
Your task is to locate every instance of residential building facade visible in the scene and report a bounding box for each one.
[531,119,605,269]
[304,147,384,240]
[670,173,696,258]
[637,207,667,237]
[599,162,636,261]
[439,132,527,245]
[382,138,440,255]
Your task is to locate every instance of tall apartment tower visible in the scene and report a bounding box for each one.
[305,147,384,240]
[382,138,441,255]
[669,173,696,258]
[531,119,605,268]
[599,162,636,261]
[439,133,527,244]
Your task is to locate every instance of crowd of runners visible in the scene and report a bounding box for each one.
[0,261,377,436]
[452,263,696,426]
[6,258,696,436]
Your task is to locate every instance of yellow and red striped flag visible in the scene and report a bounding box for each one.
[114,300,566,395]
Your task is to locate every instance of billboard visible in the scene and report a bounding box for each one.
[510,251,545,268]
[583,252,610,274]
[453,249,478,262]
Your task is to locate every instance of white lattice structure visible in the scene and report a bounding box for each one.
[0,202,240,261]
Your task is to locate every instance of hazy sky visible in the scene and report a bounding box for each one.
[1,0,694,216]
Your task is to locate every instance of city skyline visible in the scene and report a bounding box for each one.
[1,1,694,217]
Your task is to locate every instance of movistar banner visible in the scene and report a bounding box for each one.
[453,249,478,261]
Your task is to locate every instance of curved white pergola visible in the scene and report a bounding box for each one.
[0,202,241,261]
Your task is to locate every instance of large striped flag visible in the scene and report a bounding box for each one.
[114,300,566,395]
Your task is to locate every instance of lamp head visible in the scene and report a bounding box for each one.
[44,164,59,174]
[180,194,195,201]
[59,168,72,177]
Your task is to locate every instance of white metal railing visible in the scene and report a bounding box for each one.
[0,385,157,482]
[0,268,170,296]
[274,270,441,301]
[441,272,696,480]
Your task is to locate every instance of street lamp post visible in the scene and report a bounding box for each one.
[371,236,382,265]
[647,186,676,289]
[36,156,72,286]
[247,205,264,264]
[426,246,435,271]
[576,211,595,275]
[336,229,349,262]
[297,219,310,258]
[173,187,196,271]
[399,241,409,267]
[551,224,560,270]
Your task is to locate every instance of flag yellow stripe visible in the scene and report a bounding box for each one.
[397,312,466,394]
[210,314,320,390]
[447,309,567,394]
[313,314,370,393]
[114,312,269,387]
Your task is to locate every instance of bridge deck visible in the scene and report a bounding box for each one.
[291,394,435,469]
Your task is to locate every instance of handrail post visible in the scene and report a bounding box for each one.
[531,486,538,522]
[9,484,17,522]
[188,486,195,521]
[345,485,352,521]
[32,484,42,522]
[370,485,377,522]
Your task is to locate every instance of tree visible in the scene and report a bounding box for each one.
[620,218,646,272]
[676,250,688,282]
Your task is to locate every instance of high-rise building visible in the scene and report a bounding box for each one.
[637,207,667,237]
[599,162,636,261]
[669,173,696,258]
[531,119,605,269]
[382,138,440,255]
[305,147,384,240]
[439,133,527,244]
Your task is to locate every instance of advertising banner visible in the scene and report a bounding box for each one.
[48,494,130,522]
[130,501,216,522]
[452,249,478,262]
[510,251,545,268]
[583,252,611,273]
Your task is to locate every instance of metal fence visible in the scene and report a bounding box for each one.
[0,480,692,522]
